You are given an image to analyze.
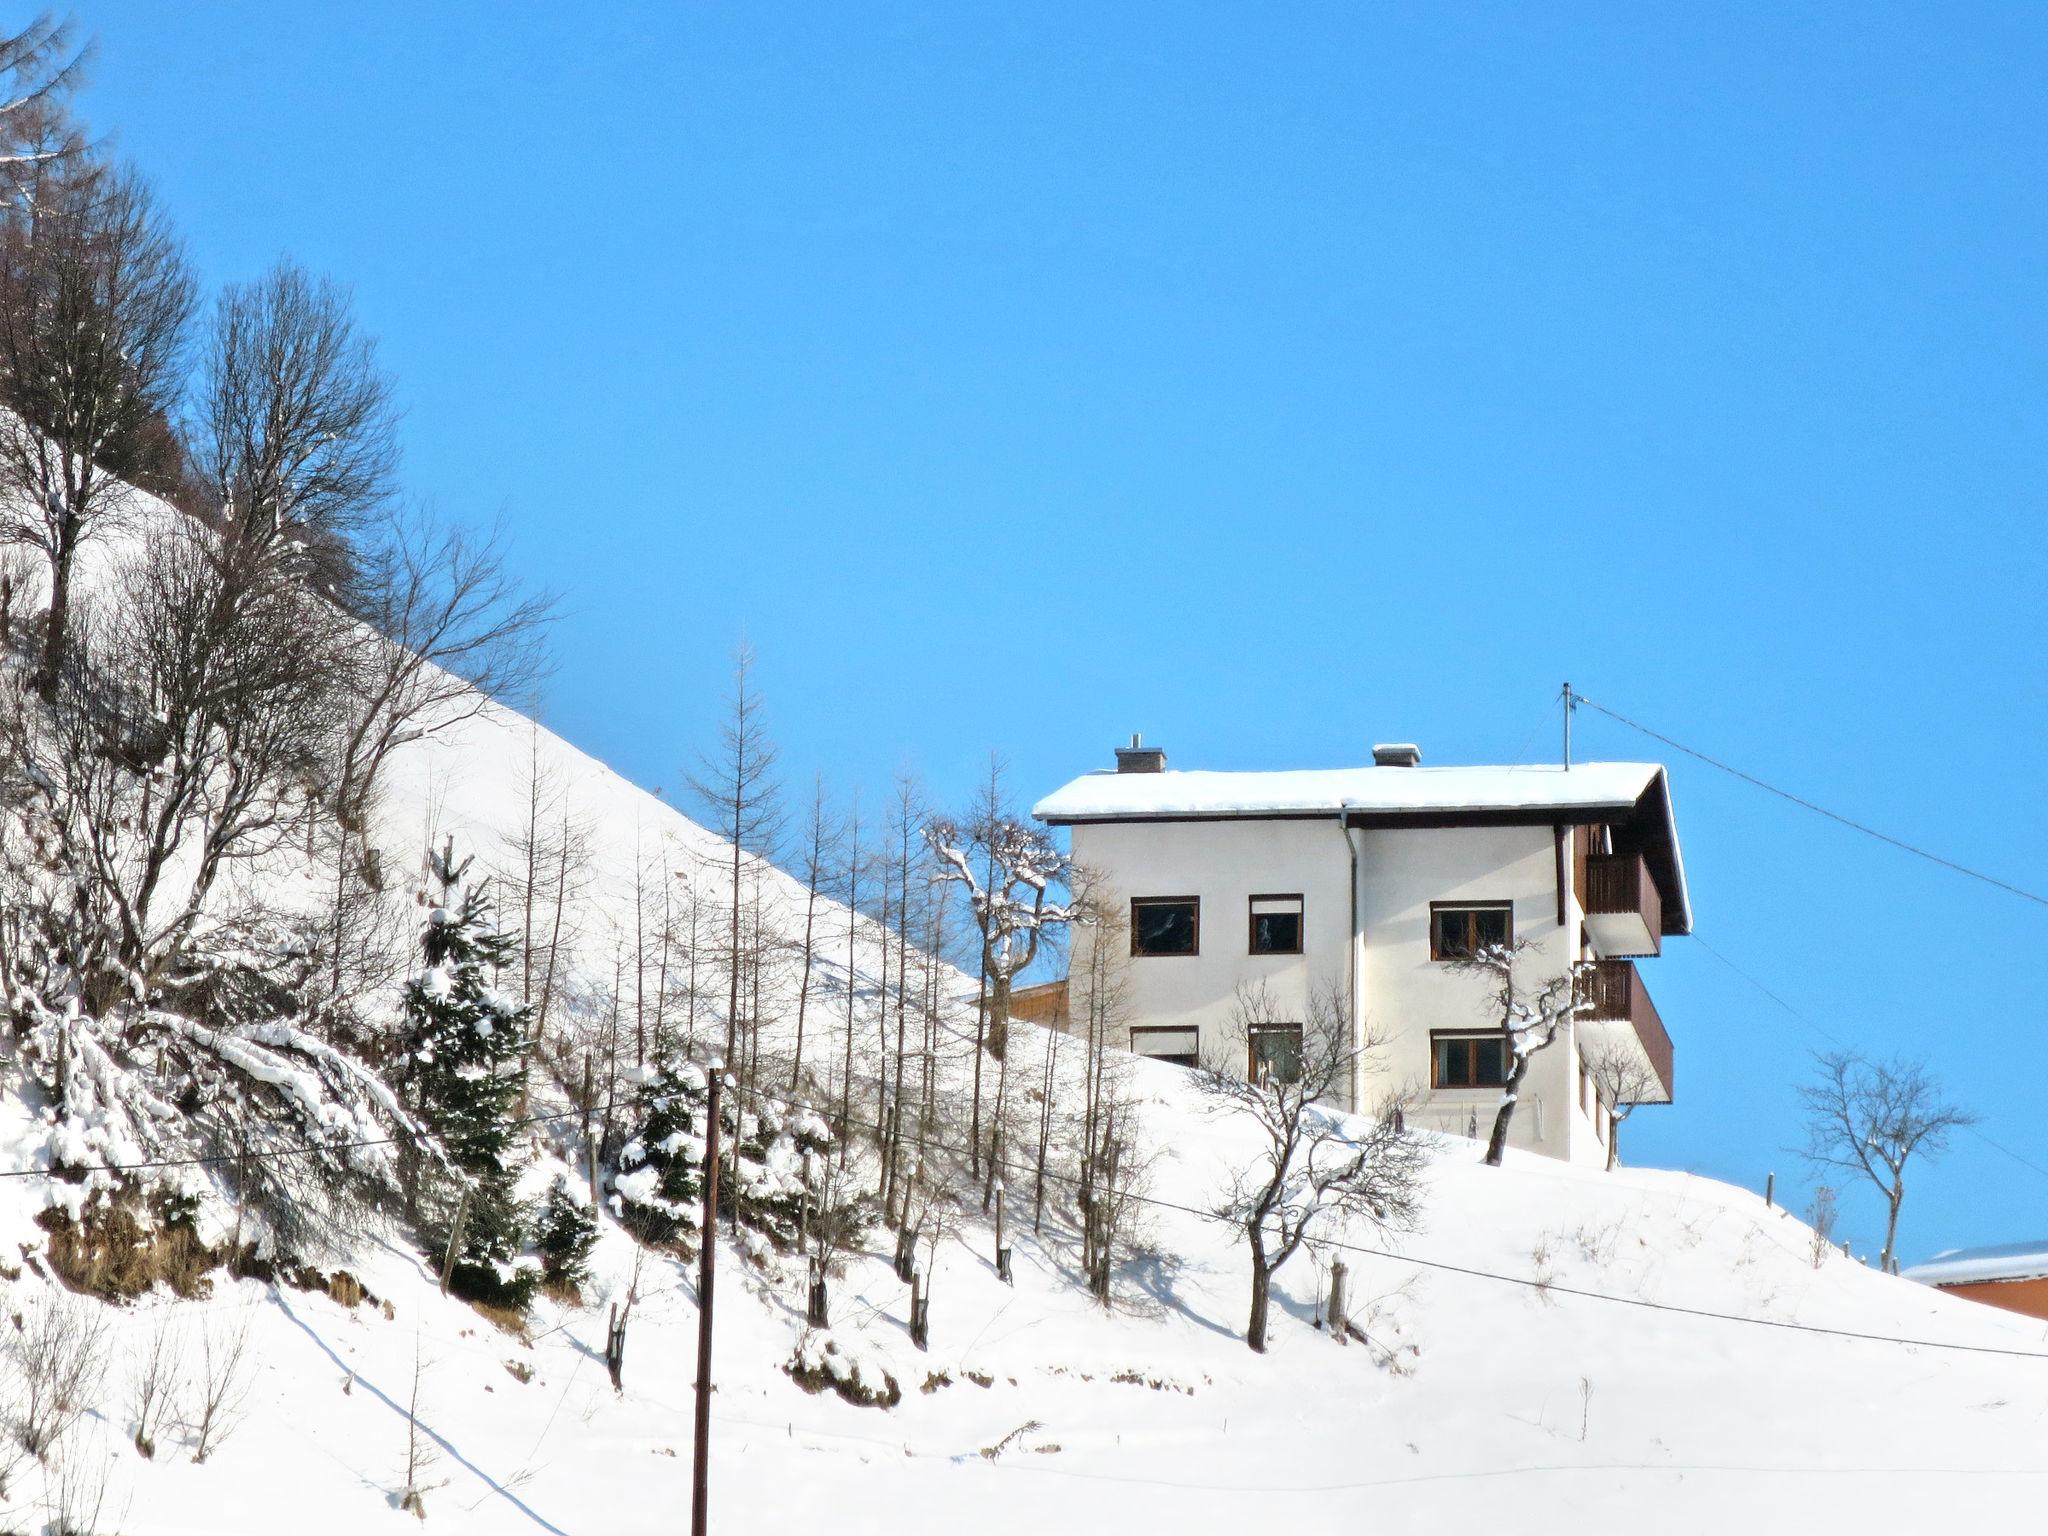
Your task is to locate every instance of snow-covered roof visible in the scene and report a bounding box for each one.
[1904,1241,2048,1287]
[1033,761,1664,823]
[1034,759,1692,935]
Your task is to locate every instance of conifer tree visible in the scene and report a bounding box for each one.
[401,840,537,1309]
[534,1174,598,1296]
[611,1056,708,1248]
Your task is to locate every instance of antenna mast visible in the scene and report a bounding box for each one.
[1561,682,1574,769]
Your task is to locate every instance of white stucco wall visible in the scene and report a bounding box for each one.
[1065,813,1621,1164]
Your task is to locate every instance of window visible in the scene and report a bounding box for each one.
[1431,1031,1510,1089]
[1430,901,1513,960]
[1248,893,1303,955]
[1131,1026,1199,1069]
[1248,1023,1303,1085]
[1131,897,1199,957]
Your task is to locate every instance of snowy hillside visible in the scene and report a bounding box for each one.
[3,503,2045,1534]
[6,1064,2048,1534]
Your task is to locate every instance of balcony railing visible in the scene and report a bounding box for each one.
[1582,959,1675,1102]
[1583,852,1663,958]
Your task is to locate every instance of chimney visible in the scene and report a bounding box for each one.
[1372,742,1422,768]
[1114,733,1166,774]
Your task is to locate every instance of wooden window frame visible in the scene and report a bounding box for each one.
[1130,896,1200,958]
[1429,1029,1512,1090]
[1246,1021,1304,1085]
[1130,1025,1200,1069]
[1428,900,1515,961]
[1246,892,1304,956]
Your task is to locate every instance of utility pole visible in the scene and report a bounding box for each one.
[1561,681,1574,769]
[691,1058,727,1536]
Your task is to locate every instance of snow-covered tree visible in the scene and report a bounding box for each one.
[1447,939,1592,1167]
[534,1173,597,1296]
[927,787,1074,1064]
[400,840,536,1309]
[1201,981,1424,1354]
[609,1056,707,1249]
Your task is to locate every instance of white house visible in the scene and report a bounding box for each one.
[1033,738,1692,1165]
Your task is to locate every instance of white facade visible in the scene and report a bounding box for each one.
[1039,751,1688,1165]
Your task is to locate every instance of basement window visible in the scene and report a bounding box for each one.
[1131,1026,1199,1069]
[1430,901,1513,960]
[1248,1023,1303,1086]
[1248,894,1303,955]
[1131,897,1199,957]
[1431,1031,1510,1089]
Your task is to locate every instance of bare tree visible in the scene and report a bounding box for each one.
[927,790,1075,1188]
[1807,1184,1839,1270]
[188,1311,255,1464]
[0,159,194,696]
[398,1333,438,1518]
[191,258,395,588]
[1447,938,1590,1167]
[687,641,782,1084]
[1200,981,1425,1353]
[1800,1049,1976,1274]
[1070,888,1146,1306]
[1582,1043,1661,1172]
[332,506,553,829]
[787,774,835,1089]
[126,1312,181,1459]
[5,518,347,1008]
[8,1290,107,1458]
[836,791,866,1139]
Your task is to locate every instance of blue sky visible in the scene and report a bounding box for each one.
[72,2,2048,1263]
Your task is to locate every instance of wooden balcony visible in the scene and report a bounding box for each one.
[1582,852,1663,958]
[1580,959,1674,1104]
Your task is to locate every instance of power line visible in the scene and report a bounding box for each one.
[21,1057,2048,1363]
[1569,690,2048,909]
[1695,933,2048,1188]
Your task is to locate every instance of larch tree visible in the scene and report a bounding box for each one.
[788,773,836,1089]
[687,640,783,1092]
[1800,1050,1976,1274]
[1202,982,1424,1353]
[1069,885,1147,1304]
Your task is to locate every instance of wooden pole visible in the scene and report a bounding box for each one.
[691,1060,726,1536]
[994,1180,1011,1284]
[1328,1260,1349,1345]
[438,1189,471,1297]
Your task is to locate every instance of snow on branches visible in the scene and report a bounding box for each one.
[1446,939,1593,1167]
[925,812,1076,1058]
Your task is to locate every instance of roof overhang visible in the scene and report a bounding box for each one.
[1034,762,1693,937]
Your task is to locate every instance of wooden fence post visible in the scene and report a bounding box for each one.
[994,1180,1012,1284]
[1328,1260,1349,1345]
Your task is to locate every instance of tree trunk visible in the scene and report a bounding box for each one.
[1883,1190,1903,1273]
[1484,1054,1532,1167]
[35,536,74,700]
[1246,1254,1271,1353]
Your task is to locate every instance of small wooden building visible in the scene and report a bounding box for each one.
[1903,1242,2048,1321]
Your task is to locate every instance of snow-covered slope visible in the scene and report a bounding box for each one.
[4,512,2046,1532]
[7,1067,2048,1535]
